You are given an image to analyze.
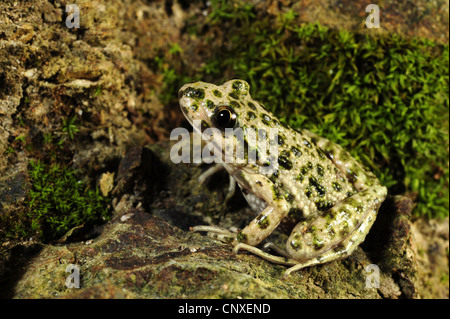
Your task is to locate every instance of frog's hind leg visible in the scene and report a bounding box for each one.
[283,198,380,276]
[262,242,292,259]
[283,234,359,277]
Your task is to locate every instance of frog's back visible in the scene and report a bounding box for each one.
[262,122,356,219]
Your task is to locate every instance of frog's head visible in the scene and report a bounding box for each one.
[178,79,251,132]
[178,79,279,172]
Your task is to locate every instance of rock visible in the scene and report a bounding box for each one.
[8,142,421,298]
[0,171,29,205]
[99,172,115,197]
[0,0,447,299]
[363,195,419,298]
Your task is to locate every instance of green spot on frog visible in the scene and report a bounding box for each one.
[230,100,240,108]
[355,204,365,214]
[248,101,257,110]
[300,161,313,175]
[317,148,326,159]
[237,232,248,243]
[278,150,293,170]
[247,111,256,120]
[232,80,248,94]
[190,102,199,111]
[261,114,272,126]
[339,220,350,237]
[277,134,285,146]
[305,226,324,250]
[302,138,312,148]
[213,89,222,98]
[285,193,294,203]
[332,181,342,192]
[326,224,336,238]
[305,225,317,234]
[290,237,302,251]
[256,213,270,229]
[313,236,325,250]
[324,209,336,221]
[205,99,215,109]
[229,92,239,99]
[309,176,326,197]
[316,199,333,211]
[316,164,324,177]
[291,146,302,157]
[305,185,313,198]
[184,87,205,100]
[346,168,358,183]
[229,81,249,100]
[272,185,283,200]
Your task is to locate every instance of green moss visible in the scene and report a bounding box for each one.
[161,1,449,219]
[93,85,102,97]
[62,115,79,140]
[1,160,110,242]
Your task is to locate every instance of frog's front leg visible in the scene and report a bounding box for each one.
[198,163,236,202]
[192,203,286,247]
[235,204,286,246]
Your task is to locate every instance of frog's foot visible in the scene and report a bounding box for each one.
[262,242,292,259]
[233,243,298,266]
[198,164,236,203]
[235,243,327,276]
[190,225,238,243]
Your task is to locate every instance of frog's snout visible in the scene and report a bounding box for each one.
[178,85,188,100]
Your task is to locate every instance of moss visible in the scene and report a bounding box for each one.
[62,115,80,140]
[0,160,110,242]
[161,1,448,219]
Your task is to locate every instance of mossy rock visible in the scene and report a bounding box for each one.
[8,142,419,299]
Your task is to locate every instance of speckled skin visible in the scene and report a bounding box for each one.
[179,79,387,275]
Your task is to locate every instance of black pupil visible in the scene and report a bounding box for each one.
[217,110,231,127]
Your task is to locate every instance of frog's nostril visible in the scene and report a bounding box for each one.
[178,89,185,100]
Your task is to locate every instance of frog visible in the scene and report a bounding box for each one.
[178,79,387,275]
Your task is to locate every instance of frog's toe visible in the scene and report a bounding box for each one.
[234,243,298,266]
[262,242,292,259]
[190,225,238,243]
[284,262,312,276]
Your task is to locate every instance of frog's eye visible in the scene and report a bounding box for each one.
[214,106,237,130]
